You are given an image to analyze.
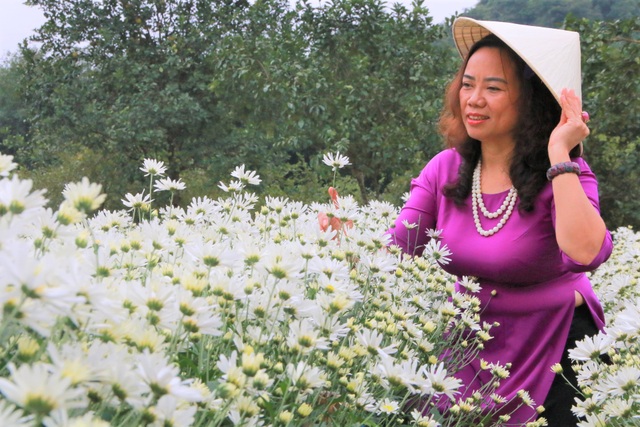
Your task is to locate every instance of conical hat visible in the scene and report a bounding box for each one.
[452,17,582,104]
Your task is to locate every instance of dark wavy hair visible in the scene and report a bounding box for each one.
[439,34,581,212]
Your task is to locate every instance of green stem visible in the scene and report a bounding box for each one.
[148,174,155,221]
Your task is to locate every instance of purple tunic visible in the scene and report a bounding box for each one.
[389,149,613,424]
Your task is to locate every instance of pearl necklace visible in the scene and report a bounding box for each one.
[472,159,518,237]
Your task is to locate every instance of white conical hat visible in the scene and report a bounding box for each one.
[452,17,582,104]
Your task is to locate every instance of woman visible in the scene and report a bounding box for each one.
[388,18,613,426]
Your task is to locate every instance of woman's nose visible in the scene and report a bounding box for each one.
[468,89,485,107]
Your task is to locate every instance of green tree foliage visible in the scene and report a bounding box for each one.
[0,54,30,163]
[213,0,455,203]
[296,0,454,203]
[18,0,455,207]
[20,0,259,208]
[566,16,640,229]
[467,0,639,25]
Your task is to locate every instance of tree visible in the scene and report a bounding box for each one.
[20,0,263,208]
[213,0,456,203]
[0,55,31,163]
[467,0,639,26]
[20,0,455,206]
[566,16,640,229]
[294,0,455,203]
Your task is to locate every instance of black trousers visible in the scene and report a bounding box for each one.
[541,304,599,426]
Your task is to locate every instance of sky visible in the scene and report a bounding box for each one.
[1,0,479,58]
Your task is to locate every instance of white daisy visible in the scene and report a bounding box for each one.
[150,395,197,427]
[576,413,608,427]
[0,363,86,417]
[125,280,180,331]
[46,342,99,386]
[422,239,452,266]
[42,411,110,427]
[610,301,640,337]
[372,354,427,393]
[306,256,351,281]
[180,298,223,337]
[122,191,153,212]
[285,362,327,393]
[258,243,306,281]
[401,219,418,229]
[230,164,262,186]
[61,177,106,214]
[264,196,289,212]
[571,395,600,419]
[135,351,203,402]
[217,180,244,193]
[120,318,168,354]
[0,175,48,217]
[458,276,482,293]
[603,397,633,418]
[88,209,131,231]
[575,360,603,387]
[599,366,640,397]
[426,229,444,239]
[516,389,536,407]
[216,351,239,377]
[140,158,167,177]
[362,200,397,223]
[187,196,220,218]
[355,329,397,356]
[322,151,351,171]
[0,400,27,427]
[231,192,259,212]
[287,318,330,353]
[568,333,614,362]
[185,239,240,271]
[378,398,400,414]
[153,177,186,192]
[424,363,461,400]
[410,409,440,426]
[314,314,351,341]
[359,252,398,277]
[0,153,17,177]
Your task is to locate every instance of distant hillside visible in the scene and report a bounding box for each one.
[462,0,639,27]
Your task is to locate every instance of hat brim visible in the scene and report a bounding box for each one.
[452,17,582,104]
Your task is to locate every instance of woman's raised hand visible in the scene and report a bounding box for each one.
[548,88,590,160]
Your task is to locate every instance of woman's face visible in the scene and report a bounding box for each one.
[459,46,522,147]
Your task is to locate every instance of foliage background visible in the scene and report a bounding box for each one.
[0,0,639,228]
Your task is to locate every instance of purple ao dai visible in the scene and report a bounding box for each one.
[388,148,613,424]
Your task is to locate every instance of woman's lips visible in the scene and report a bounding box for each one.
[466,114,489,125]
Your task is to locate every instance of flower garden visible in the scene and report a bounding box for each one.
[0,153,638,427]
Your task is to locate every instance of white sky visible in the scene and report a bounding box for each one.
[1,0,479,58]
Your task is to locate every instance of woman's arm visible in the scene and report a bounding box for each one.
[387,151,452,256]
[548,89,607,265]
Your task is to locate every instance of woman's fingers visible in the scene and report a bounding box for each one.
[560,88,583,122]
[549,89,590,153]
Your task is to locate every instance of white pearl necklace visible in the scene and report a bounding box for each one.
[472,159,518,237]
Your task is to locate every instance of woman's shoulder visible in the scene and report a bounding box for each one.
[419,148,462,177]
[432,147,462,164]
[411,148,461,190]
